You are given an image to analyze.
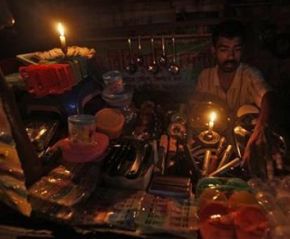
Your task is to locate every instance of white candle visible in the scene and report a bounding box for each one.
[57,23,67,54]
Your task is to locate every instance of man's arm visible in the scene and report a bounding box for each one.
[242,90,277,164]
[256,90,276,130]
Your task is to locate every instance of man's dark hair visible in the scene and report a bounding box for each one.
[212,19,246,46]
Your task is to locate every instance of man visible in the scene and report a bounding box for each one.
[194,19,276,164]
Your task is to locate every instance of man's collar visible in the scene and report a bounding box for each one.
[214,63,243,87]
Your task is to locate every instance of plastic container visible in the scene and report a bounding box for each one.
[196,177,269,239]
[52,132,109,163]
[102,70,124,94]
[196,177,250,198]
[102,86,133,108]
[68,114,96,144]
[95,108,125,139]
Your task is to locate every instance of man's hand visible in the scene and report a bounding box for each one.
[242,124,267,165]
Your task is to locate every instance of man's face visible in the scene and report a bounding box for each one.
[213,37,243,73]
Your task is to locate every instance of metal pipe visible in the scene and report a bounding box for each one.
[202,149,211,176]
[218,144,233,169]
[209,157,241,177]
[216,136,226,156]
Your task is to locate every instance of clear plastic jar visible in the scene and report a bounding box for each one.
[102,70,124,94]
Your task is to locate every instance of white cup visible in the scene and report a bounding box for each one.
[68,114,96,144]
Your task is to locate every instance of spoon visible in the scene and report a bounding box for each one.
[168,36,180,75]
[136,35,144,66]
[147,37,159,74]
[158,36,167,66]
[125,38,137,74]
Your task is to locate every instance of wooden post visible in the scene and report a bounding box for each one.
[0,68,42,187]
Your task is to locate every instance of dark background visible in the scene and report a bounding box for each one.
[1,0,290,134]
[1,1,290,88]
[0,1,290,237]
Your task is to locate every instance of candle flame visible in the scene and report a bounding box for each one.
[57,22,65,36]
[208,111,217,131]
[209,111,217,122]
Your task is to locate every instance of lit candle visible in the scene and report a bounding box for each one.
[208,111,217,132]
[57,22,67,55]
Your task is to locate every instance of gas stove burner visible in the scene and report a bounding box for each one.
[198,130,220,145]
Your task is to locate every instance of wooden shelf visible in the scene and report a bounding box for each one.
[72,18,220,40]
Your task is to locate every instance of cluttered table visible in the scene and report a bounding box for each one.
[0,46,289,239]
